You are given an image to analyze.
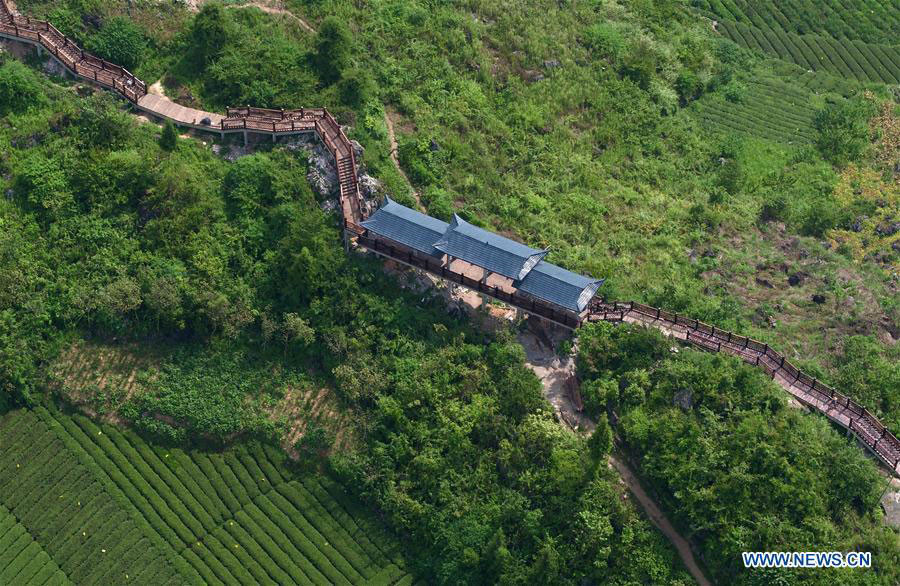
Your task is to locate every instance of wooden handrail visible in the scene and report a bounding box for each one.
[590,299,900,474]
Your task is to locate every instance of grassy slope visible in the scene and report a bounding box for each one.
[279,0,898,425]
[19,1,896,402]
[0,406,413,585]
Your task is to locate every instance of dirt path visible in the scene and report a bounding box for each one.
[383,108,424,211]
[515,320,711,584]
[610,455,713,586]
[187,0,316,33]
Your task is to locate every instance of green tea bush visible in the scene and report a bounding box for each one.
[191,454,241,513]
[109,432,206,538]
[266,490,351,584]
[202,533,257,584]
[180,547,221,584]
[278,483,364,579]
[233,509,305,584]
[254,495,335,583]
[127,437,218,532]
[218,523,273,584]
[165,450,228,521]
[222,451,261,500]
[75,416,198,545]
[210,453,251,506]
[58,414,184,549]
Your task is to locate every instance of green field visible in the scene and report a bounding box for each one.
[694,0,900,85]
[691,68,822,143]
[0,407,414,585]
[693,0,900,44]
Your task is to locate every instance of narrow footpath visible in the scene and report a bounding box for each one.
[610,455,713,586]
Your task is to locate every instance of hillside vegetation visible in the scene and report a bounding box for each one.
[1,0,898,584]
[578,322,899,586]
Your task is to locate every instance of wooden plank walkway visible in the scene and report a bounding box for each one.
[136,93,224,127]
[590,301,900,477]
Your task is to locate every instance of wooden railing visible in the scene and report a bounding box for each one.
[588,300,900,475]
[357,235,583,329]
[0,1,147,103]
[3,0,896,477]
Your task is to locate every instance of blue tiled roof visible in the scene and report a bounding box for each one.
[361,197,449,256]
[434,215,548,280]
[360,201,603,313]
[516,261,604,312]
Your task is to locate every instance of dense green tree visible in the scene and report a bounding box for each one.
[580,326,895,585]
[814,98,875,166]
[314,17,353,84]
[588,415,613,459]
[85,16,146,71]
[0,59,45,115]
[190,2,231,67]
[160,120,178,151]
[338,67,377,107]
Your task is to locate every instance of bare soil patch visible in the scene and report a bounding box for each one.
[48,340,164,424]
[264,383,351,457]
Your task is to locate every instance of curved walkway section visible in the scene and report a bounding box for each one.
[0,0,365,227]
[1,0,897,478]
[589,300,900,476]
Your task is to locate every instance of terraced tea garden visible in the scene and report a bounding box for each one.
[690,69,822,144]
[692,0,900,43]
[693,0,900,85]
[0,407,415,585]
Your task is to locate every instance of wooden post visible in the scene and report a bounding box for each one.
[243,130,248,146]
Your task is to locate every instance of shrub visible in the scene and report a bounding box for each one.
[0,60,45,115]
[584,22,625,64]
[85,16,146,72]
[160,120,178,151]
[190,2,232,67]
[814,98,875,166]
[314,17,353,84]
[621,37,657,90]
[338,68,377,107]
[722,80,747,103]
[675,69,703,104]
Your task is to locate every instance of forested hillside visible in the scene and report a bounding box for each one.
[1,0,898,584]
